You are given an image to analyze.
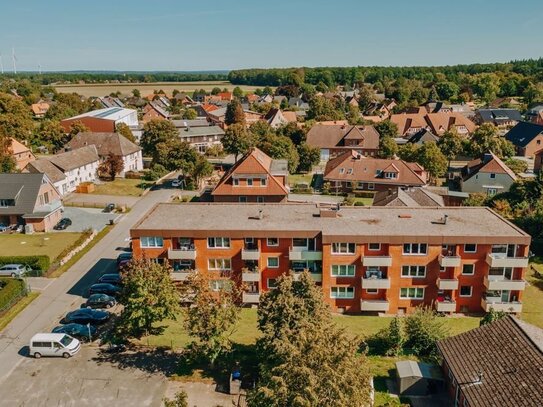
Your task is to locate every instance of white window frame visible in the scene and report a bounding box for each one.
[261,178,267,186]
[368,243,381,251]
[462,264,475,275]
[267,238,279,247]
[401,265,426,278]
[267,257,279,268]
[207,237,230,249]
[403,243,428,255]
[247,178,253,186]
[208,258,231,270]
[367,183,375,190]
[233,178,239,186]
[464,244,477,253]
[331,264,356,277]
[365,288,378,294]
[331,242,356,254]
[400,287,424,299]
[239,196,247,203]
[459,286,473,297]
[330,286,355,299]
[140,236,163,248]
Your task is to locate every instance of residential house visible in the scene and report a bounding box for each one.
[476,109,522,128]
[142,102,170,122]
[246,94,260,104]
[258,94,273,104]
[526,105,543,125]
[364,99,397,119]
[212,147,289,203]
[217,92,233,101]
[61,107,139,133]
[26,146,100,195]
[324,150,428,193]
[533,149,543,173]
[490,97,521,108]
[505,121,543,157]
[438,316,543,407]
[9,138,35,170]
[306,124,380,162]
[373,187,445,207]
[0,173,62,232]
[422,101,452,114]
[31,102,50,118]
[66,132,143,176]
[172,93,194,106]
[130,203,530,314]
[207,107,263,128]
[406,129,439,145]
[97,96,125,109]
[264,108,297,128]
[191,104,219,118]
[460,152,517,196]
[390,112,477,137]
[178,126,225,153]
[288,97,309,110]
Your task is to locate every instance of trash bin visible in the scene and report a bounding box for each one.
[109,219,115,225]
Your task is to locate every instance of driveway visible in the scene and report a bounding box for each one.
[57,207,118,232]
[64,193,140,209]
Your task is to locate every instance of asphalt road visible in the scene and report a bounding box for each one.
[0,186,174,406]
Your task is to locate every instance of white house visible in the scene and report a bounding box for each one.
[25,145,100,195]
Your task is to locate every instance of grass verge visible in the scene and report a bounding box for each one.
[0,233,82,259]
[91,179,153,197]
[0,292,39,331]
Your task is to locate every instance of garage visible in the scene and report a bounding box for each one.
[395,361,444,396]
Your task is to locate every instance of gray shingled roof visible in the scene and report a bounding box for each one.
[178,126,225,138]
[48,145,99,171]
[67,132,141,157]
[0,173,45,216]
[26,159,67,184]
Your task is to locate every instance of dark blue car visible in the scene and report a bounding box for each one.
[64,309,110,325]
[89,283,122,296]
[52,323,97,341]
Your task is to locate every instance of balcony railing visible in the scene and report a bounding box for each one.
[437,278,459,290]
[292,270,323,282]
[241,248,260,261]
[360,300,389,312]
[438,254,461,268]
[289,247,323,261]
[362,256,392,267]
[361,277,391,289]
[242,270,260,282]
[436,301,456,313]
[481,298,522,313]
[170,269,194,281]
[485,253,529,268]
[242,292,260,303]
[168,248,196,260]
[483,276,526,291]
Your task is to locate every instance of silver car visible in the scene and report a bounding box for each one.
[0,264,28,278]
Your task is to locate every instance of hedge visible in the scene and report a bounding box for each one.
[0,278,26,312]
[0,256,50,275]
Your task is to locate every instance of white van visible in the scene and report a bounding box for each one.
[29,333,81,358]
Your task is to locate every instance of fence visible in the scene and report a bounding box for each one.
[0,280,29,316]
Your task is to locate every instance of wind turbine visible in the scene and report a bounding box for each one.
[12,47,17,74]
[0,53,4,74]
[38,61,42,75]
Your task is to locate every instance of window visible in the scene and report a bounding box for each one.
[207,237,230,248]
[403,243,427,255]
[459,286,472,297]
[464,244,477,253]
[239,196,247,203]
[292,238,308,248]
[401,265,426,278]
[257,196,264,203]
[208,258,231,270]
[247,178,253,186]
[400,287,424,299]
[368,243,381,251]
[140,236,163,248]
[368,183,375,190]
[233,178,239,186]
[357,182,364,189]
[267,278,277,289]
[261,178,267,186]
[375,169,382,176]
[366,288,378,294]
[331,264,356,277]
[267,257,279,268]
[267,238,279,247]
[332,242,356,254]
[487,188,497,196]
[347,168,353,175]
[490,173,496,179]
[462,264,475,275]
[440,265,446,272]
[339,168,345,174]
[384,172,397,179]
[330,286,355,299]
[210,279,231,291]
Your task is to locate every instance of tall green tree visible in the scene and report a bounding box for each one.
[416,141,448,181]
[98,153,125,180]
[222,123,254,161]
[115,122,136,143]
[258,134,299,173]
[404,307,448,361]
[296,143,320,172]
[306,96,344,121]
[469,123,515,158]
[140,119,178,157]
[375,120,398,138]
[37,119,68,152]
[153,138,198,173]
[378,136,398,158]
[438,129,463,165]
[0,130,16,173]
[225,99,246,126]
[0,93,34,141]
[232,86,244,99]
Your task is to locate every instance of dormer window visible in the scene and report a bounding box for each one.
[384,172,397,179]
[0,199,14,207]
[262,177,267,186]
[233,178,239,186]
[247,178,253,186]
[339,168,345,174]
[347,168,353,175]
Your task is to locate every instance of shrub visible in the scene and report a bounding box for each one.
[144,164,168,181]
[0,256,50,274]
[0,278,26,311]
[354,201,365,206]
[404,307,449,361]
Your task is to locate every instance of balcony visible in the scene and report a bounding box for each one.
[484,276,526,291]
[242,292,260,303]
[242,270,260,282]
[360,300,389,312]
[362,256,392,267]
[168,248,196,260]
[437,278,459,290]
[481,298,522,313]
[241,248,260,261]
[436,301,456,313]
[289,248,323,261]
[438,254,461,268]
[485,254,529,268]
[292,271,323,282]
[361,277,391,289]
[170,270,192,281]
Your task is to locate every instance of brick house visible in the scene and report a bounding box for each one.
[391,112,477,137]
[8,138,35,171]
[505,121,543,157]
[130,204,530,314]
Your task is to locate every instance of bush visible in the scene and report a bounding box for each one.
[354,201,365,206]
[125,171,143,179]
[0,256,50,274]
[0,278,26,311]
[144,164,168,181]
[404,307,448,361]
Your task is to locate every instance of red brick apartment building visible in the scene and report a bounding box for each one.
[130,204,530,315]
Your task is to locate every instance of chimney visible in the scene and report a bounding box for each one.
[443,214,448,224]
[477,371,484,384]
[258,209,263,220]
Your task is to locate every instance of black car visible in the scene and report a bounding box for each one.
[116,252,132,266]
[64,309,110,325]
[89,283,121,296]
[53,218,72,230]
[84,293,116,309]
[104,203,115,213]
[52,323,97,341]
[98,273,122,285]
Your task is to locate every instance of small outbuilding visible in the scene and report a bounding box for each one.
[395,360,443,396]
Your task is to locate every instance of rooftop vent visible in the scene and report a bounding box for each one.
[319,209,338,218]
[432,214,449,225]
[398,214,412,219]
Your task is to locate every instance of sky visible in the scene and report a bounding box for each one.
[0,0,542,72]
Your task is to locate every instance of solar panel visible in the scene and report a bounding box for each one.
[94,107,123,118]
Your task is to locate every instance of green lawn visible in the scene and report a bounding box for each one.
[521,261,543,328]
[91,179,152,197]
[288,173,313,188]
[352,197,374,206]
[0,233,82,261]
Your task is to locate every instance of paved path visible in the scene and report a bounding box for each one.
[0,187,174,401]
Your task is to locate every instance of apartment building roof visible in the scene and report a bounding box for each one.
[132,203,530,244]
[437,316,543,407]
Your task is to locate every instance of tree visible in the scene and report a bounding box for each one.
[438,129,463,165]
[279,122,306,145]
[435,81,459,101]
[68,121,90,138]
[116,259,180,338]
[397,143,419,163]
[181,271,240,367]
[232,86,243,99]
[0,93,34,141]
[132,89,141,98]
[191,155,213,187]
[225,99,246,126]
[258,135,299,173]
[463,192,488,207]
[469,123,515,158]
[297,143,320,172]
[37,119,68,152]
[347,104,361,125]
[480,308,507,326]
[249,120,274,139]
[248,272,371,407]
[306,96,344,121]
[140,119,178,157]
[154,138,198,173]
[404,307,448,361]
[222,123,254,161]
[375,120,398,138]
[115,123,136,143]
[504,158,528,175]
[182,108,197,120]
[211,87,221,95]
[416,141,448,181]
[163,391,188,407]
[0,131,16,173]
[98,153,124,180]
[378,136,398,158]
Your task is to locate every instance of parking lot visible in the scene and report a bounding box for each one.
[57,207,118,233]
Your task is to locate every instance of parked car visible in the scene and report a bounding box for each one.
[118,259,130,270]
[63,308,110,325]
[171,179,181,187]
[53,218,72,230]
[104,203,116,213]
[98,273,122,286]
[29,333,80,358]
[84,293,116,309]
[0,264,28,278]
[0,224,9,232]
[116,252,132,265]
[89,283,121,296]
[52,323,97,342]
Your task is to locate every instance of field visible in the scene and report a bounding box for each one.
[54,81,265,98]
[0,233,83,261]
